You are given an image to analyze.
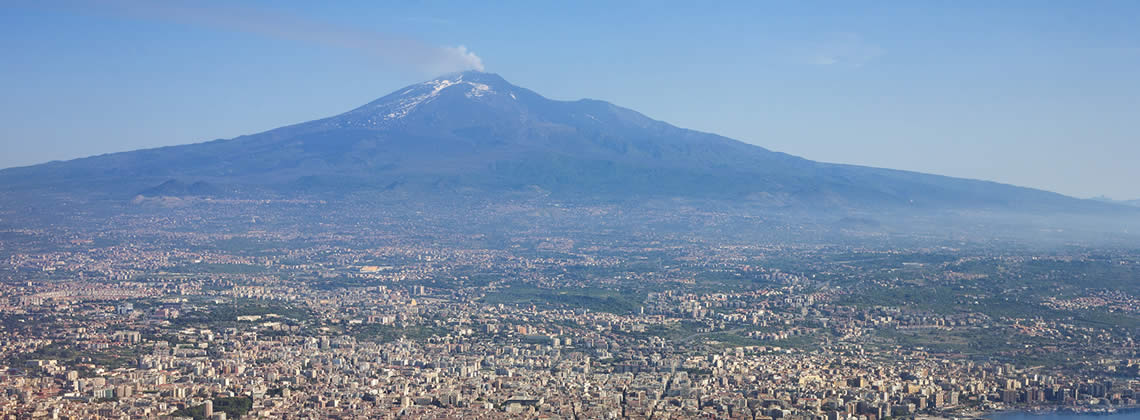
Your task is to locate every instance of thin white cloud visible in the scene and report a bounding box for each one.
[809,33,885,68]
[53,1,484,74]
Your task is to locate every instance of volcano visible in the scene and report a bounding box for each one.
[0,71,1118,213]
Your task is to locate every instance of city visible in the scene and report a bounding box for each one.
[1,199,1137,419]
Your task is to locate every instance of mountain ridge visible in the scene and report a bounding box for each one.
[0,71,1126,214]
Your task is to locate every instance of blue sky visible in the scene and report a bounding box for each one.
[2,1,1138,199]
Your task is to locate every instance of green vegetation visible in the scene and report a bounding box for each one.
[6,342,144,372]
[838,286,965,314]
[211,237,297,253]
[481,286,644,314]
[165,263,267,274]
[618,320,706,343]
[171,396,253,420]
[346,324,447,343]
[678,367,712,377]
[171,299,312,329]
[871,326,1081,368]
[703,332,767,348]
[308,275,379,290]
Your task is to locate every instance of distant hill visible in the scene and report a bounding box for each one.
[0,71,1127,215]
[1091,196,1140,208]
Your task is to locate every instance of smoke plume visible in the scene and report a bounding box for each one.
[59,1,485,74]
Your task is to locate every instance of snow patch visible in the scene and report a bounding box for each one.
[339,74,504,128]
[464,82,492,98]
[368,78,462,121]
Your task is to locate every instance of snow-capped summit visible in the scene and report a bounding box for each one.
[333,71,527,129]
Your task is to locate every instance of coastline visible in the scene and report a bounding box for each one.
[976,404,1140,419]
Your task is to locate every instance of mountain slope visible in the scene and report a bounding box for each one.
[0,71,1120,213]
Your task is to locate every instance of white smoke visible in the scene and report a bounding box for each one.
[443,46,486,72]
[54,1,486,74]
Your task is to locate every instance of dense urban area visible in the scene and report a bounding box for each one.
[2,197,1138,419]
